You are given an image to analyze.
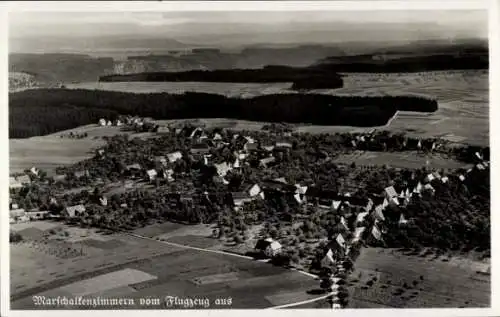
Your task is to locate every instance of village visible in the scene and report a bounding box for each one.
[9,115,490,308]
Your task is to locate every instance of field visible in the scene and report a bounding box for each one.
[333,150,474,170]
[9,124,156,174]
[10,221,320,309]
[344,248,490,308]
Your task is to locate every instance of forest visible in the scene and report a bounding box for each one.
[9,89,437,138]
[316,53,488,73]
[100,64,345,90]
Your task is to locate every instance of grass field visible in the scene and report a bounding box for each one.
[345,248,490,308]
[333,150,474,170]
[10,221,320,309]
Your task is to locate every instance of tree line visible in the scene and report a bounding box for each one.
[9,89,437,138]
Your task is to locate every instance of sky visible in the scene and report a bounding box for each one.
[8,10,488,49]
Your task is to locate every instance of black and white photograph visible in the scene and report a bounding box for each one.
[3,0,497,314]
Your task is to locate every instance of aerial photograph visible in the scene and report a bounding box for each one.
[7,3,490,311]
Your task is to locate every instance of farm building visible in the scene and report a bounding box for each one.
[98,118,106,126]
[255,238,282,258]
[441,176,449,183]
[167,151,183,163]
[66,205,86,218]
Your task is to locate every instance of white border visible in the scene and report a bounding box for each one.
[1,1,498,317]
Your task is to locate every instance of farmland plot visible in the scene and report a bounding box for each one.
[346,248,490,308]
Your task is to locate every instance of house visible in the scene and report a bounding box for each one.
[10,208,26,219]
[74,170,90,179]
[321,249,336,268]
[189,127,204,139]
[383,186,398,201]
[263,145,275,152]
[26,211,49,220]
[167,151,183,163]
[476,163,486,170]
[30,166,39,176]
[340,216,349,230]
[98,118,106,126]
[356,211,369,224]
[475,152,483,160]
[231,192,254,207]
[244,142,259,152]
[115,119,123,127]
[215,162,232,178]
[233,158,240,168]
[295,184,308,195]
[273,177,287,184]
[259,156,277,168]
[146,169,158,181]
[213,133,223,141]
[351,140,357,148]
[255,238,282,258]
[352,227,366,243]
[65,205,86,218]
[413,182,423,194]
[125,164,141,171]
[364,198,374,212]
[458,174,466,182]
[399,213,409,225]
[107,120,112,126]
[190,142,211,155]
[432,172,442,180]
[96,149,105,157]
[423,184,435,194]
[154,156,167,167]
[371,225,383,241]
[11,203,19,210]
[275,141,292,149]
[99,196,108,206]
[247,184,262,197]
[9,177,22,189]
[16,174,32,185]
[162,169,175,182]
[441,176,449,184]
[157,126,170,133]
[372,205,385,221]
[425,173,435,183]
[333,233,347,250]
[294,193,304,204]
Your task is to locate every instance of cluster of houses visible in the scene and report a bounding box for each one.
[348,131,440,152]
